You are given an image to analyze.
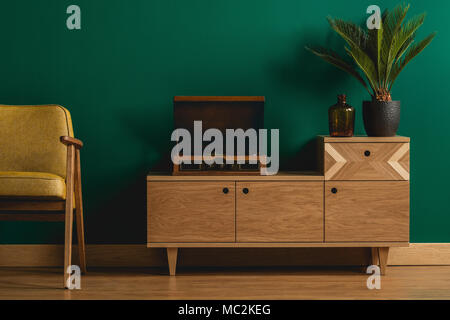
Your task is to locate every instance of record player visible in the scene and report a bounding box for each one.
[172,96,265,175]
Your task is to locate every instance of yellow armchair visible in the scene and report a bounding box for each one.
[0,105,86,288]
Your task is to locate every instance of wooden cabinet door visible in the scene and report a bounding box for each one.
[325,181,409,242]
[148,182,235,242]
[324,142,410,180]
[236,182,323,242]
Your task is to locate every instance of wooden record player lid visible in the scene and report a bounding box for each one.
[174,96,265,102]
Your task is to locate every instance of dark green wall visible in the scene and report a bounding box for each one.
[0,0,448,243]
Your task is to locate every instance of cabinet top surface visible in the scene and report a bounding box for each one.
[318,135,410,142]
[147,171,324,181]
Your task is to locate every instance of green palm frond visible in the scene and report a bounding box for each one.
[381,4,410,87]
[387,12,426,80]
[395,35,414,62]
[344,45,378,91]
[389,32,436,88]
[391,13,425,57]
[306,3,435,101]
[305,46,371,94]
[327,17,367,50]
[368,23,383,86]
[326,17,378,92]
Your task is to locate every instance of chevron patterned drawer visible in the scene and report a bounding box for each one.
[323,142,410,181]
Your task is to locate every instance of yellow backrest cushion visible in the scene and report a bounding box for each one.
[0,105,74,179]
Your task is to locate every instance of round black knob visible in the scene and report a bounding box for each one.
[331,187,338,194]
[242,188,249,194]
[223,187,229,194]
[364,150,371,157]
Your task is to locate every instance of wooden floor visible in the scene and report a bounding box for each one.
[1,266,450,300]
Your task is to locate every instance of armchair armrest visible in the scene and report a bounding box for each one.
[60,136,83,149]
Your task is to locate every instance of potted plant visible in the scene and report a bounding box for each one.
[307,3,436,136]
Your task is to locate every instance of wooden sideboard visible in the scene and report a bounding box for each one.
[147,136,410,275]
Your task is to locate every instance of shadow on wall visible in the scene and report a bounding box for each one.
[269,28,352,171]
[86,105,173,243]
[88,169,147,243]
[282,139,319,171]
[272,27,353,96]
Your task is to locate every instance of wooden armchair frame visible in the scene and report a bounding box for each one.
[0,136,86,288]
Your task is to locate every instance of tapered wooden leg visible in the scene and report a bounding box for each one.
[64,145,75,288]
[378,247,390,275]
[371,247,379,265]
[74,149,87,274]
[167,248,178,276]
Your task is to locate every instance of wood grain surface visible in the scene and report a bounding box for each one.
[236,182,323,242]
[324,142,410,180]
[325,181,409,242]
[148,182,235,242]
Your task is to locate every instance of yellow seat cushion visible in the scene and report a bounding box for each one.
[0,171,66,200]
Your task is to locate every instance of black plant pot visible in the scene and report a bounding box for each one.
[362,100,400,137]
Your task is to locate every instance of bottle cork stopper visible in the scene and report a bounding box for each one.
[338,94,346,104]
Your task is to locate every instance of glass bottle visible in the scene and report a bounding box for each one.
[328,94,355,137]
